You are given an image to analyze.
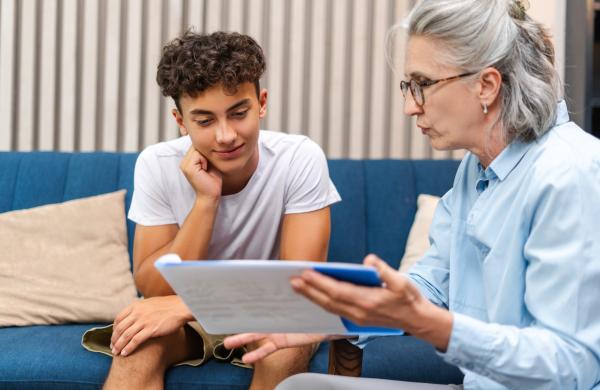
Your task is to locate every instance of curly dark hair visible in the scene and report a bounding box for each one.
[156,30,266,112]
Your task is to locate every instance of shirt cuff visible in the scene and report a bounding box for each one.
[437,312,495,371]
[348,335,377,349]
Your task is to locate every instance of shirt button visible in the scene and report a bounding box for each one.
[451,358,461,365]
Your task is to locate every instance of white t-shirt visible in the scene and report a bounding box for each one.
[128,130,341,260]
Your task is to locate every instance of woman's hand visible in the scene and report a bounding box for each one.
[291,254,454,351]
[110,295,194,357]
[223,333,336,364]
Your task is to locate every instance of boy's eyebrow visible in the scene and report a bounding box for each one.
[188,99,252,116]
[225,99,251,112]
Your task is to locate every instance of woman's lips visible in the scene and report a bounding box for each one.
[213,143,245,160]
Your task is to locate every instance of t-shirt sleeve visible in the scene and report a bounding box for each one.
[284,138,341,214]
[127,148,178,226]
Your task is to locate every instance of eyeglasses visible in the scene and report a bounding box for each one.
[400,72,477,106]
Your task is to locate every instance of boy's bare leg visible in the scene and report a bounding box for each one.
[103,325,202,390]
[249,344,316,390]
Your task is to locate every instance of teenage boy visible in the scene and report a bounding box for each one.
[100,31,340,390]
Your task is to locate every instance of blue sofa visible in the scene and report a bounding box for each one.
[0,152,463,389]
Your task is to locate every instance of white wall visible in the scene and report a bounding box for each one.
[529,0,566,83]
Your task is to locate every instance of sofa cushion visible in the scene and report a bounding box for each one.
[0,152,138,262]
[399,194,440,273]
[0,190,137,326]
[327,160,367,262]
[0,324,329,390]
[363,336,463,384]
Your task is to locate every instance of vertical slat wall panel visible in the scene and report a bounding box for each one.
[186,0,205,32]
[389,0,411,158]
[307,0,327,148]
[286,0,306,135]
[0,0,16,150]
[0,0,473,160]
[327,0,350,158]
[160,0,183,141]
[244,0,263,46]
[369,0,391,159]
[265,0,285,133]
[17,0,36,151]
[38,0,58,150]
[123,0,143,152]
[79,0,99,151]
[58,0,78,151]
[102,0,121,151]
[228,0,245,32]
[204,0,222,33]
[348,0,370,159]
[142,0,163,147]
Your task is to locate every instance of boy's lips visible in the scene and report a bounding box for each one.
[213,143,245,159]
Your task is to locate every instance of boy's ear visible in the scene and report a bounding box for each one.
[258,89,268,119]
[172,108,187,136]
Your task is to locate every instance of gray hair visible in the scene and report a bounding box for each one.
[400,0,562,143]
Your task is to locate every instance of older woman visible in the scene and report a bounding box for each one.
[225,0,600,389]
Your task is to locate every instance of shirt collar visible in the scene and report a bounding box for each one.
[482,100,569,182]
[555,100,570,127]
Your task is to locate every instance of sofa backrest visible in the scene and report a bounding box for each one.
[0,152,459,269]
[0,152,138,261]
[328,160,459,267]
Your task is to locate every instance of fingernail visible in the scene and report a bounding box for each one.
[121,349,127,356]
[111,348,116,355]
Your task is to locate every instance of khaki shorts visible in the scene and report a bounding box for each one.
[81,321,251,368]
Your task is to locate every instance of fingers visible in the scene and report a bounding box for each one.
[291,275,367,321]
[223,333,265,350]
[364,254,410,291]
[241,341,278,364]
[111,312,135,349]
[113,305,132,326]
[119,327,153,357]
[112,321,144,355]
[182,146,208,172]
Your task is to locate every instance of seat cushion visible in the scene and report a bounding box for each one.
[0,324,329,389]
[363,336,463,384]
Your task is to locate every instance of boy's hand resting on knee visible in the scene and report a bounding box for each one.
[110,295,194,357]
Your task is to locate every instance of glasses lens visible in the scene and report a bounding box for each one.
[400,81,408,98]
[410,79,423,106]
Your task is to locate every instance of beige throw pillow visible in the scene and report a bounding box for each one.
[0,190,138,327]
[399,194,440,273]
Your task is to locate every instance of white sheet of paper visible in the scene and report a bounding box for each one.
[155,254,349,334]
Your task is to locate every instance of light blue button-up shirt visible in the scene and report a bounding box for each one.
[406,101,600,389]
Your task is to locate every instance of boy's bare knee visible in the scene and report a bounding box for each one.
[250,344,315,390]
[104,326,197,389]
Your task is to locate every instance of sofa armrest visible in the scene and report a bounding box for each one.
[328,339,363,376]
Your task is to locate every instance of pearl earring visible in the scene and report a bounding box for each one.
[483,103,488,115]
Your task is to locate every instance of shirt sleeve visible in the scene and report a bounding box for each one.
[438,162,600,390]
[284,138,341,214]
[127,149,178,226]
[406,188,453,308]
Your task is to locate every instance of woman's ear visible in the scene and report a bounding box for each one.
[172,108,187,136]
[258,89,268,119]
[478,67,502,108]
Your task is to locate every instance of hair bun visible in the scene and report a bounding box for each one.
[509,0,529,20]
